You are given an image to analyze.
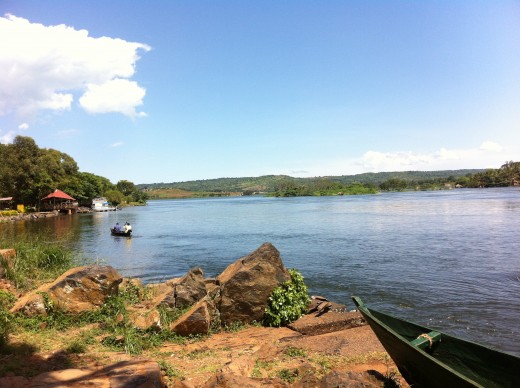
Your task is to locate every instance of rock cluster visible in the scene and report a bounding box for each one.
[0,243,392,387]
[9,242,291,336]
[0,210,60,223]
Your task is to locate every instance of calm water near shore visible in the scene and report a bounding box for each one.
[2,187,520,355]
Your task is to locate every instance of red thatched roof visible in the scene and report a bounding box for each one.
[41,189,75,201]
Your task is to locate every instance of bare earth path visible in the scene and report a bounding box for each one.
[0,311,408,387]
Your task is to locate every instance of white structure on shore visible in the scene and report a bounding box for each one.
[91,197,117,212]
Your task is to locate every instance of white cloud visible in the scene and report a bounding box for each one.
[0,130,16,144]
[479,141,503,152]
[0,14,150,119]
[359,144,508,172]
[80,79,147,118]
[111,141,123,147]
[18,122,29,130]
[361,150,434,171]
[285,141,513,178]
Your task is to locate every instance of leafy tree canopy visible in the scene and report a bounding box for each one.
[0,136,145,208]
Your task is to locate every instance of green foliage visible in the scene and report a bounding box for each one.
[0,234,75,291]
[223,320,253,333]
[119,281,142,305]
[104,189,125,206]
[263,269,310,327]
[379,177,408,191]
[137,170,484,194]
[284,346,308,358]
[278,368,299,383]
[0,135,146,207]
[116,180,136,196]
[65,339,88,354]
[0,308,12,348]
[0,291,15,348]
[158,360,184,379]
[468,161,520,188]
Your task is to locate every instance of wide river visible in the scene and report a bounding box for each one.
[2,187,520,355]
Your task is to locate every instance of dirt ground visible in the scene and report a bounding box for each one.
[0,311,409,387]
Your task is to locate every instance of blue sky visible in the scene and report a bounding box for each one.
[1,1,519,184]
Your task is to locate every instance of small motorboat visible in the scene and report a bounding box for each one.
[352,296,520,387]
[110,228,131,237]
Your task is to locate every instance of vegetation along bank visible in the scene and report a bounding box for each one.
[0,240,403,387]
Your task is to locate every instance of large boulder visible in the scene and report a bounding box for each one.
[156,268,208,309]
[217,243,290,326]
[10,265,122,316]
[128,306,162,331]
[175,267,208,308]
[170,299,212,336]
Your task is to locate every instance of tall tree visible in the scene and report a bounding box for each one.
[0,136,42,205]
[116,180,136,196]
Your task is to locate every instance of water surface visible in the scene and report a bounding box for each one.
[2,187,519,355]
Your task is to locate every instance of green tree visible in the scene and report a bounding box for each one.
[105,189,125,206]
[500,161,520,186]
[380,178,408,191]
[62,172,115,205]
[0,136,42,205]
[116,180,136,196]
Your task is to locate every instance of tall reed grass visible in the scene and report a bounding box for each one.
[0,233,76,291]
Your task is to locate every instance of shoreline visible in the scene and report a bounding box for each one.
[0,208,92,223]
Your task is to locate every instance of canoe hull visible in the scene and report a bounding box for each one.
[110,228,131,237]
[352,297,520,387]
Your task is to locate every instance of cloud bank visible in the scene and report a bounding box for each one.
[359,141,505,172]
[0,14,150,119]
[282,141,509,178]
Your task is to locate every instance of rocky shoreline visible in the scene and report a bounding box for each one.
[0,243,405,387]
[0,208,94,223]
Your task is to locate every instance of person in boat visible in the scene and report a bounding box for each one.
[123,222,132,233]
[114,222,121,232]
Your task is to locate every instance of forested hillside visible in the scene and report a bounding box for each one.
[137,169,482,195]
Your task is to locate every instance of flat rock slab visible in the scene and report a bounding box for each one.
[287,311,366,336]
[286,325,386,357]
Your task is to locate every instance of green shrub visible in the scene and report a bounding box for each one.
[278,368,299,383]
[0,308,12,348]
[263,269,310,327]
[0,291,15,348]
[284,346,308,358]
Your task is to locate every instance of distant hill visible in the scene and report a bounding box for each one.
[137,169,482,194]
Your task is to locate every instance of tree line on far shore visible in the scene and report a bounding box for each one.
[2,135,519,206]
[139,162,520,198]
[0,136,147,209]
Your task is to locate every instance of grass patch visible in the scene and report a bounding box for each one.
[158,359,184,379]
[185,348,216,360]
[251,359,277,378]
[278,368,299,383]
[0,233,76,291]
[284,346,308,358]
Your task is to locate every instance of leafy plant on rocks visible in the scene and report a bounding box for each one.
[263,268,310,327]
[278,368,299,383]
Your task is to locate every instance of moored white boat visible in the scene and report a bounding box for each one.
[91,197,117,212]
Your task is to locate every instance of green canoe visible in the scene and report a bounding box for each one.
[352,296,520,387]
